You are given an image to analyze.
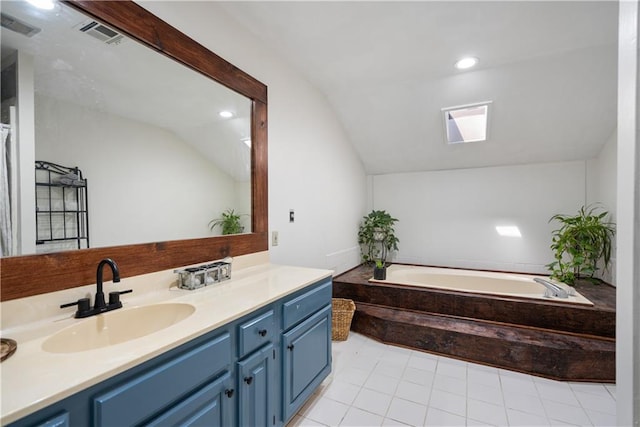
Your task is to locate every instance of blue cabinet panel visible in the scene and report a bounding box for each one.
[146,372,234,427]
[93,331,231,426]
[34,412,69,427]
[238,309,275,358]
[238,344,275,427]
[282,304,332,421]
[282,278,332,330]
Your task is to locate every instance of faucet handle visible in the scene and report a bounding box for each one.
[108,289,133,306]
[60,298,91,317]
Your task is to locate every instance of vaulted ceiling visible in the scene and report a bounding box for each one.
[219,1,619,174]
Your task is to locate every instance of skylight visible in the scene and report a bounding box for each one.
[442,101,491,144]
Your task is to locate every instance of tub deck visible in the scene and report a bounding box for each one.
[333,264,615,382]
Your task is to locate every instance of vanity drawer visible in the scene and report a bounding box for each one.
[238,309,275,358]
[93,331,231,427]
[282,278,332,331]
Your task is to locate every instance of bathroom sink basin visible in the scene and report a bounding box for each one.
[43,303,196,353]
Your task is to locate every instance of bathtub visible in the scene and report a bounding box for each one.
[371,264,593,306]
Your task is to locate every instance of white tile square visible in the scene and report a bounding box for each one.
[340,406,384,426]
[424,407,466,426]
[364,372,400,395]
[467,367,501,388]
[467,382,503,406]
[428,389,466,417]
[433,373,466,397]
[304,396,350,426]
[574,390,616,415]
[436,359,467,380]
[542,399,592,425]
[322,379,362,405]
[605,384,616,399]
[500,374,538,397]
[402,366,435,387]
[353,387,393,417]
[503,390,544,415]
[535,380,580,406]
[395,380,431,405]
[585,408,617,427]
[569,382,613,397]
[506,409,551,426]
[467,398,508,426]
[386,397,428,426]
[375,360,407,379]
[407,353,438,372]
[340,367,371,387]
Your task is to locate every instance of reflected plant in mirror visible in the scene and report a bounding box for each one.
[209,208,248,235]
[1,0,252,256]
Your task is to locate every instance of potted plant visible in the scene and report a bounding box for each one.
[373,259,387,280]
[547,204,615,285]
[358,210,399,275]
[209,209,246,235]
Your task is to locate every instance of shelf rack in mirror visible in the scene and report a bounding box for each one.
[0,0,268,301]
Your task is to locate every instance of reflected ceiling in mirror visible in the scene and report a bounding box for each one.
[1,0,252,256]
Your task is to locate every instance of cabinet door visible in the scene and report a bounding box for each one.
[146,372,234,427]
[237,343,275,427]
[282,304,332,421]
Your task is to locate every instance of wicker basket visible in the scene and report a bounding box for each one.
[332,298,356,341]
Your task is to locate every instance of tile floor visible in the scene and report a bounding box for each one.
[287,333,616,426]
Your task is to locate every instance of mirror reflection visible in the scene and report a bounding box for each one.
[1,0,252,257]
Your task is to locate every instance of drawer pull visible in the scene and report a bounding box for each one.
[287,344,295,351]
[244,376,253,385]
[258,329,268,337]
[225,389,234,398]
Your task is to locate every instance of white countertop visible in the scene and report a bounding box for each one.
[0,252,332,425]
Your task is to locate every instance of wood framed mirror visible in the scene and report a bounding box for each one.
[0,0,268,301]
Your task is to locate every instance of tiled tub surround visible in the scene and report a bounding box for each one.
[0,252,332,425]
[289,332,616,426]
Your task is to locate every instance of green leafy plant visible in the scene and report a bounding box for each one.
[209,209,246,235]
[547,204,615,285]
[375,259,385,269]
[357,210,399,265]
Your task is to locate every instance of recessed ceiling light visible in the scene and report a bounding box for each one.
[25,0,55,10]
[455,57,478,70]
[219,111,234,118]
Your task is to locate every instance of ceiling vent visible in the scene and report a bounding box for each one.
[77,20,124,45]
[1,12,41,37]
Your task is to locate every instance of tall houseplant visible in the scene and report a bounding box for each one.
[209,209,246,235]
[358,210,399,267]
[547,204,615,285]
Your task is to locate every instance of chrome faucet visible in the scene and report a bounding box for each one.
[534,277,569,299]
[61,258,132,318]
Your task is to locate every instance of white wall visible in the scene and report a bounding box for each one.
[587,131,617,284]
[371,161,587,274]
[35,95,243,248]
[138,1,367,275]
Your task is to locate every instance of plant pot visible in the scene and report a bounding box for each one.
[373,266,387,280]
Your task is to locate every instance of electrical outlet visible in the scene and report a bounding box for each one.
[272,231,279,246]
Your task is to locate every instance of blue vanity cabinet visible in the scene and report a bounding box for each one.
[237,343,276,427]
[8,276,333,427]
[281,278,333,422]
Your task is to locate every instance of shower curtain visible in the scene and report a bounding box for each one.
[1,124,12,256]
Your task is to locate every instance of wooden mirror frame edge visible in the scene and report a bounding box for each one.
[0,0,268,301]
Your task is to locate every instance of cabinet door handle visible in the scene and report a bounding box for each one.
[244,376,253,385]
[225,389,234,398]
[258,329,268,337]
[287,344,295,351]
